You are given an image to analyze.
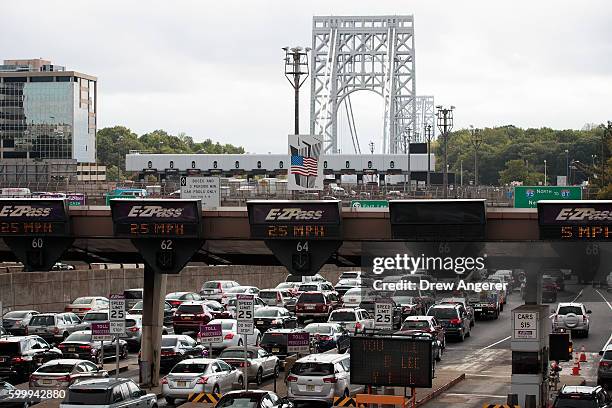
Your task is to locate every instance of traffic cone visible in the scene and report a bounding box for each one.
[572,357,581,376]
[579,346,587,362]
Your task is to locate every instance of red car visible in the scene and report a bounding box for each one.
[295,292,335,323]
[172,301,213,335]
[400,315,446,350]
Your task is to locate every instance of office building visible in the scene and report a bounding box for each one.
[0,58,96,163]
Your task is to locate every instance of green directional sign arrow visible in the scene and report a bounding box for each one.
[514,186,582,208]
[350,200,389,208]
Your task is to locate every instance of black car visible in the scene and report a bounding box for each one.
[303,323,350,353]
[0,336,62,382]
[427,304,472,342]
[160,334,207,372]
[260,329,308,361]
[543,269,566,291]
[553,385,612,407]
[129,300,175,326]
[2,311,39,336]
[216,390,293,408]
[57,331,128,364]
[254,307,298,333]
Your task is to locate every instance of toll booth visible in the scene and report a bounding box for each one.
[511,305,550,407]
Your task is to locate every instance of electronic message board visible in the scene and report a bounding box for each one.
[350,336,433,388]
[538,200,612,240]
[389,199,486,241]
[247,200,342,240]
[110,199,202,239]
[0,199,69,236]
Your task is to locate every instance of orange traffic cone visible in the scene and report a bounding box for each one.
[572,357,581,376]
[579,346,587,362]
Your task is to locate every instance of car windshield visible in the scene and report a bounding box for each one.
[178,305,203,314]
[171,363,208,374]
[132,301,144,309]
[402,321,430,330]
[558,306,583,315]
[72,298,93,305]
[393,296,414,304]
[329,311,356,322]
[227,287,249,293]
[291,362,334,376]
[337,279,359,286]
[554,397,597,408]
[37,363,74,373]
[65,333,92,342]
[217,396,260,408]
[276,283,294,289]
[83,312,108,321]
[220,350,255,359]
[299,285,318,292]
[259,291,277,299]
[65,389,110,404]
[304,325,333,334]
[255,309,280,318]
[340,272,359,279]
[261,333,287,345]
[428,308,458,319]
[29,315,55,326]
[166,293,186,300]
[299,293,324,303]
[124,290,143,299]
[3,311,30,319]
[344,288,361,296]
[603,351,612,359]
[162,337,178,347]
[203,282,220,289]
[216,321,235,330]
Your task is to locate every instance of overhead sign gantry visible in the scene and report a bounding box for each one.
[0,198,74,271]
[247,200,342,275]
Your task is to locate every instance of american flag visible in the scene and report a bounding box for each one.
[291,155,318,176]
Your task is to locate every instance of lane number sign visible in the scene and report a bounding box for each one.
[236,294,254,335]
[375,301,393,330]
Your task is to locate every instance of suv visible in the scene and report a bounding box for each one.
[427,304,472,342]
[0,335,62,382]
[199,280,240,301]
[295,292,336,323]
[260,328,308,361]
[60,377,157,407]
[467,290,500,320]
[296,282,337,296]
[552,385,612,407]
[328,308,374,334]
[598,344,612,387]
[172,301,213,335]
[553,303,591,337]
[27,312,82,343]
[2,310,39,335]
[287,353,363,404]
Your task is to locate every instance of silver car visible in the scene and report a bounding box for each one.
[162,358,244,405]
[65,297,109,318]
[219,346,280,385]
[287,353,363,404]
[29,358,107,390]
[553,303,591,337]
[27,313,82,343]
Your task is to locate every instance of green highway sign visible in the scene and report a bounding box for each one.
[514,186,582,208]
[350,200,389,208]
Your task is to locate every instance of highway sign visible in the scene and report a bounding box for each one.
[92,322,112,341]
[513,312,538,339]
[374,301,393,329]
[236,294,254,335]
[109,294,126,322]
[199,323,223,345]
[287,332,310,353]
[351,200,388,208]
[514,186,582,208]
[180,176,220,209]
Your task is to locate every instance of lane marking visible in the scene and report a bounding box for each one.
[479,336,511,351]
[444,393,507,398]
[467,373,511,379]
[595,289,612,311]
[571,288,584,303]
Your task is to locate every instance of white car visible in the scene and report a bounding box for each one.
[259,289,292,307]
[64,297,109,318]
[327,308,374,334]
[553,303,591,337]
[29,359,107,390]
[338,271,361,281]
[210,319,261,350]
[220,286,260,305]
[161,358,243,405]
[341,288,375,308]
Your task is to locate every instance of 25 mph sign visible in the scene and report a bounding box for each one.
[236,294,254,335]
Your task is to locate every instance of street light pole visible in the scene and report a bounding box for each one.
[469,126,484,187]
[283,46,310,135]
[565,149,569,185]
[436,106,455,198]
[406,127,412,193]
[544,159,547,186]
[426,125,432,186]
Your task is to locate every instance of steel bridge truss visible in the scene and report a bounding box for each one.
[415,95,436,142]
[310,15,416,154]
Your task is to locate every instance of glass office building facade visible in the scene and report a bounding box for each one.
[0,61,96,163]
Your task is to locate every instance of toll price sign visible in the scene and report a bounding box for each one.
[92,322,112,342]
[513,312,538,339]
[199,323,223,345]
[236,294,254,335]
[287,332,310,354]
[374,301,393,330]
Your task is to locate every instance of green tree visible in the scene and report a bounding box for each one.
[96,126,143,170]
[499,159,545,185]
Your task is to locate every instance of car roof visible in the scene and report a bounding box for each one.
[560,385,599,394]
[265,328,305,334]
[180,301,207,306]
[404,316,434,321]
[176,358,218,364]
[68,377,133,389]
[296,353,347,363]
[557,302,584,307]
[431,304,459,309]
[223,345,262,352]
[332,308,360,313]
[70,330,93,335]
[39,358,86,366]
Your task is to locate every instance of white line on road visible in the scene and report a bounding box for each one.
[444,393,507,398]
[595,289,612,311]
[572,288,584,303]
[479,336,511,351]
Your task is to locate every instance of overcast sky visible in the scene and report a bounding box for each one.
[4,0,612,153]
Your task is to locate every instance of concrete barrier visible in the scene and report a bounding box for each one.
[0,265,347,312]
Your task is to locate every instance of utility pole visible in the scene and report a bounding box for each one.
[469,126,484,187]
[283,46,310,135]
[426,125,432,186]
[544,159,547,186]
[565,149,569,185]
[436,106,455,198]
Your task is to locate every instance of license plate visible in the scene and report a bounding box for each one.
[184,317,192,320]
[306,305,315,310]
[257,321,264,325]
[307,385,315,391]
[474,308,482,312]
[272,347,280,353]
[68,347,76,352]
[177,381,188,387]
[0,357,5,363]
[42,379,53,385]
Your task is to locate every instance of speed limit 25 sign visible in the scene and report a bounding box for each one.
[236,294,254,335]
[375,301,393,330]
